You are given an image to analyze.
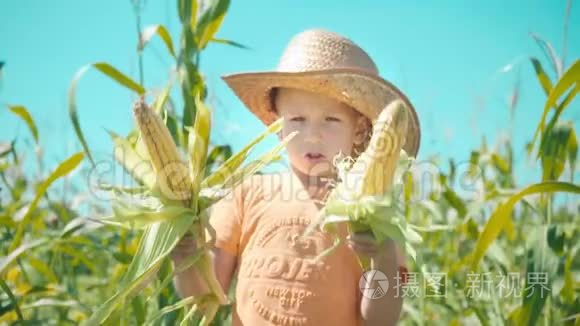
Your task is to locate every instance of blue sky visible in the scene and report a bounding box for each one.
[1,0,578,185]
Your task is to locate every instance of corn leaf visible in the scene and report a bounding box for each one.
[177,0,197,25]
[0,141,12,158]
[57,245,98,273]
[530,57,553,96]
[205,145,232,174]
[202,118,284,188]
[152,83,172,115]
[530,59,580,155]
[145,296,197,325]
[540,90,577,157]
[470,181,580,269]
[9,152,84,252]
[69,63,145,166]
[105,201,196,229]
[516,227,558,325]
[0,278,23,321]
[530,32,563,78]
[189,96,211,195]
[221,131,297,189]
[210,38,250,49]
[139,24,176,58]
[540,122,575,181]
[190,0,199,29]
[84,213,193,325]
[27,256,58,284]
[1,239,48,275]
[196,0,230,49]
[108,130,156,189]
[8,105,39,144]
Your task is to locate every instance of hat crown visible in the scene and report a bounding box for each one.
[276,29,379,75]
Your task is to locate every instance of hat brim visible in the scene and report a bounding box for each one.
[221,68,421,157]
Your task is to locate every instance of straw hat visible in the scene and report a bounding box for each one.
[222,28,421,157]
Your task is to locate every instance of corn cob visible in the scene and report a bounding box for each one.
[132,98,227,309]
[133,98,192,206]
[349,99,408,197]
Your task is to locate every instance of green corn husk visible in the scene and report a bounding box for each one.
[306,150,422,269]
[86,96,296,326]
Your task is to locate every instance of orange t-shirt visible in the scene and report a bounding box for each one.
[209,171,402,326]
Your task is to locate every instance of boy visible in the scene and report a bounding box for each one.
[171,29,421,326]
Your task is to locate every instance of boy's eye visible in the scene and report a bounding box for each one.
[290,116,305,122]
[326,116,341,122]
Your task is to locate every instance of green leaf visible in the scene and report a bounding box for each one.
[20,299,85,311]
[0,141,13,158]
[178,0,196,24]
[139,24,176,57]
[68,63,145,166]
[9,152,84,252]
[145,296,197,325]
[540,122,575,181]
[112,252,133,265]
[222,131,297,190]
[561,253,575,303]
[442,187,467,218]
[530,32,563,77]
[0,239,48,275]
[84,214,194,325]
[0,277,23,321]
[205,145,232,173]
[108,130,156,189]
[196,0,230,49]
[57,245,98,273]
[188,97,211,199]
[530,57,553,96]
[27,256,58,284]
[8,105,39,144]
[546,224,565,255]
[541,88,576,145]
[152,83,172,115]
[202,118,284,188]
[106,202,195,229]
[567,127,578,178]
[491,153,510,174]
[470,181,580,269]
[516,227,558,325]
[131,296,146,325]
[530,59,580,155]
[190,0,199,30]
[210,38,250,50]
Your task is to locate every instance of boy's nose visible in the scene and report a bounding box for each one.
[303,125,323,143]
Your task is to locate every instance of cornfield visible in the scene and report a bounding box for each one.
[1,1,579,325]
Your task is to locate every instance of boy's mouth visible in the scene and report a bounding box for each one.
[305,152,325,162]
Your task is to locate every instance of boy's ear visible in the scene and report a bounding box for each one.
[354,116,370,145]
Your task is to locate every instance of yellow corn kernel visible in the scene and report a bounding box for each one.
[133,98,192,205]
[351,99,409,196]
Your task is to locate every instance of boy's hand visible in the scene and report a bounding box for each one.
[170,233,198,264]
[346,231,396,264]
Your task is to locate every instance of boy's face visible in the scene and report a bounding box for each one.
[276,88,367,177]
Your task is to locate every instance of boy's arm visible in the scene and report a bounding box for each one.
[171,235,237,300]
[350,235,404,326]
